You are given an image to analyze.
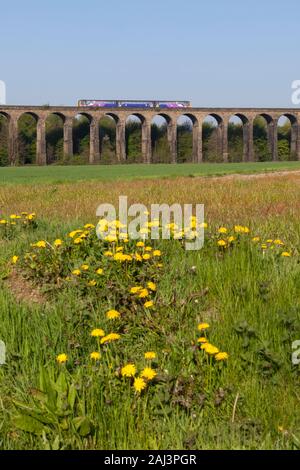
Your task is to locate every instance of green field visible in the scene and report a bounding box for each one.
[1,169,300,450]
[1,161,300,184]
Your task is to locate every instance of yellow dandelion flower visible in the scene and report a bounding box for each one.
[136,241,145,247]
[104,251,113,257]
[56,353,68,364]
[145,246,152,252]
[274,239,284,246]
[91,328,105,337]
[90,352,101,360]
[215,352,229,361]
[252,237,260,242]
[88,280,97,287]
[121,364,136,377]
[106,309,121,320]
[36,240,46,248]
[218,227,227,234]
[198,337,208,344]
[144,300,154,308]
[81,264,89,271]
[205,345,219,355]
[198,323,210,331]
[217,240,226,247]
[133,377,147,393]
[74,237,83,245]
[144,351,156,360]
[140,367,157,381]
[96,268,103,275]
[147,282,157,291]
[153,250,161,257]
[54,239,63,247]
[72,269,81,276]
[100,333,121,344]
[142,254,151,260]
[139,288,149,298]
[12,256,19,264]
[130,286,143,294]
[281,252,291,257]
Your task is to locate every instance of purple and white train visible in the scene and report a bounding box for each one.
[77,100,191,109]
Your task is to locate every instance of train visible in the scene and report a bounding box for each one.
[77,100,191,109]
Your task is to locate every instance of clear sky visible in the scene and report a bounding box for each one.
[1,0,300,107]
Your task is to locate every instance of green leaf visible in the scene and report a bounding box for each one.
[13,414,45,435]
[73,416,92,437]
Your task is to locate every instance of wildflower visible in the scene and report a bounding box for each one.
[139,288,149,298]
[217,240,226,247]
[198,323,210,331]
[130,286,143,294]
[281,252,291,257]
[116,246,124,252]
[106,309,121,320]
[10,214,18,219]
[69,230,82,238]
[153,250,161,257]
[215,352,229,361]
[266,239,273,243]
[142,254,151,260]
[104,251,113,257]
[81,264,89,271]
[36,240,46,248]
[135,253,143,262]
[227,236,236,243]
[145,246,152,252]
[198,337,208,344]
[12,256,19,264]
[91,328,105,337]
[144,301,154,308]
[144,351,156,360]
[74,237,83,245]
[100,333,121,344]
[205,345,219,355]
[133,377,147,393]
[136,241,145,247]
[141,367,157,381]
[252,237,260,242]
[96,268,103,275]
[72,269,81,276]
[274,239,284,246]
[90,352,101,360]
[54,239,63,247]
[121,364,136,377]
[261,244,267,249]
[147,282,157,291]
[56,353,68,364]
[88,280,97,287]
[84,224,95,229]
[0,219,7,224]
[218,227,227,234]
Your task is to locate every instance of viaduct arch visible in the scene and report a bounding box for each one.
[1,105,300,165]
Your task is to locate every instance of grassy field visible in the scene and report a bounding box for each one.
[1,161,300,185]
[0,169,300,450]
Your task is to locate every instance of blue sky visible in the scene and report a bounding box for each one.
[1,0,299,107]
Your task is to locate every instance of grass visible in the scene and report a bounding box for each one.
[0,171,300,450]
[0,161,300,185]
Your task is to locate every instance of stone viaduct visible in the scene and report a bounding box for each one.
[0,105,300,164]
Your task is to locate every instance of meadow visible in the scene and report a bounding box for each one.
[0,166,300,450]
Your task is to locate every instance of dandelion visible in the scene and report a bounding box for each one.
[84,224,95,229]
[218,227,227,234]
[215,352,229,361]
[133,377,147,393]
[252,237,260,242]
[90,352,101,361]
[106,309,121,320]
[139,288,149,298]
[56,353,68,364]
[36,240,46,248]
[197,337,208,344]
[147,282,157,291]
[153,250,161,257]
[205,345,219,355]
[91,328,105,338]
[145,246,152,252]
[88,280,97,286]
[198,323,210,331]
[72,269,81,276]
[121,364,136,377]
[74,237,83,245]
[130,286,143,294]
[274,239,284,246]
[96,268,103,275]
[104,251,113,257]
[81,264,89,271]
[144,351,156,360]
[54,239,63,247]
[136,241,145,247]
[281,252,291,257]
[141,367,157,381]
[217,240,226,247]
[100,333,121,344]
[12,256,19,264]
[142,254,151,260]
[144,301,154,308]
